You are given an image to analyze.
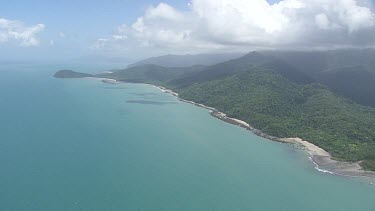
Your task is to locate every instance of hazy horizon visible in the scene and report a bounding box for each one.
[1,0,375,63]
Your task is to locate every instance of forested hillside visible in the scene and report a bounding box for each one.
[263,49,375,106]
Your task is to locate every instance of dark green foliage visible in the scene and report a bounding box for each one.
[362,160,375,171]
[262,49,375,106]
[316,66,375,106]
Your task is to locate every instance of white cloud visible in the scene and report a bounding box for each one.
[92,0,375,56]
[0,18,45,47]
[59,32,66,38]
[315,14,331,30]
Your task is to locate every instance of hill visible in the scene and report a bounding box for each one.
[262,49,375,106]
[169,52,313,88]
[99,64,206,86]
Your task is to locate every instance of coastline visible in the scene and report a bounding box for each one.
[96,78,375,179]
[152,84,375,179]
[87,77,118,84]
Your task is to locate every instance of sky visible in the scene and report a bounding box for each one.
[1,0,375,62]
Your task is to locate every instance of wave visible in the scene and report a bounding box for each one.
[308,156,336,175]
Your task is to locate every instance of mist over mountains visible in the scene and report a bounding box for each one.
[128,53,245,68]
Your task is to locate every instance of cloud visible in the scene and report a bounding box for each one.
[92,0,375,56]
[0,18,45,47]
[315,14,331,30]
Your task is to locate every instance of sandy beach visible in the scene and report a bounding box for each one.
[276,138,375,178]
[155,86,179,97]
[279,138,331,157]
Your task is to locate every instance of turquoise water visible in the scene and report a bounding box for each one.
[0,64,374,211]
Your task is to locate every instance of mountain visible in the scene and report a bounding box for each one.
[56,51,375,171]
[99,64,206,85]
[316,65,375,106]
[168,52,314,88]
[127,53,245,68]
[261,49,375,75]
[262,49,375,106]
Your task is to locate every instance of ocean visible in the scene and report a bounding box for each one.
[0,63,374,210]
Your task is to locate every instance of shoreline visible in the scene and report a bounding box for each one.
[89,77,119,84]
[96,78,375,179]
[152,84,375,179]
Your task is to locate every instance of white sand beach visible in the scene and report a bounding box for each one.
[279,137,331,157]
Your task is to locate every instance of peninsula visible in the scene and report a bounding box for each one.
[54,70,94,78]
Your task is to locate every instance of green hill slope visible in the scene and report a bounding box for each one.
[316,66,375,106]
[263,49,375,107]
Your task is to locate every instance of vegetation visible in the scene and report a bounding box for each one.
[361,160,375,171]
[263,49,375,107]
[316,66,375,107]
